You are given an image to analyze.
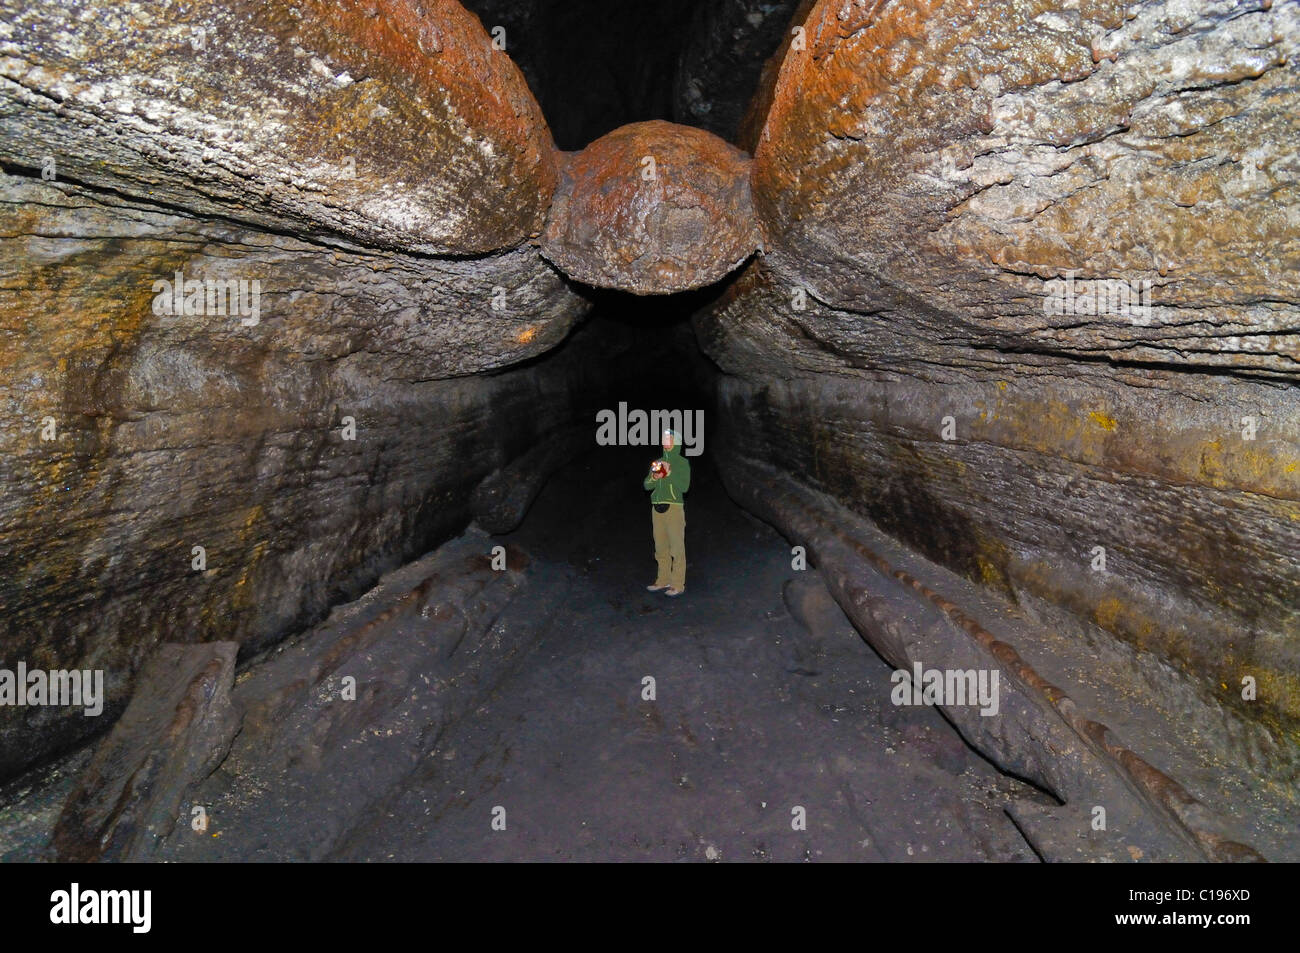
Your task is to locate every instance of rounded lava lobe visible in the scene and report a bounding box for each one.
[541,120,760,295]
[282,0,561,251]
[0,0,558,255]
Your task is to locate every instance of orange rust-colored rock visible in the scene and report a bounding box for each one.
[735,0,818,153]
[751,0,1300,375]
[542,121,759,294]
[0,0,557,254]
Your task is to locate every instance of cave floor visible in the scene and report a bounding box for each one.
[4,447,1289,862]
[329,448,1044,862]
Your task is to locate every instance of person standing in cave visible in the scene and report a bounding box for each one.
[644,428,691,597]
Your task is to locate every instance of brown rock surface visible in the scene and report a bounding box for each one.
[542,121,759,294]
[1,0,1296,862]
[49,533,566,861]
[752,0,1299,375]
[50,642,239,862]
[0,0,557,254]
[695,259,1299,734]
[736,0,818,152]
[708,0,1300,738]
[0,171,613,779]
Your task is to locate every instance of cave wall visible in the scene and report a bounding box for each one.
[0,0,558,253]
[700,0,1300,737]
[697,264,1299,732]
[0,0,600,779]
[0,171,616,778]
[753,0,1299,369]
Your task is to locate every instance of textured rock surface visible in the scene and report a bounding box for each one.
[696,263,1299,735]
[48,532,566,861]
[0,0,557,254]
[782,573,848,650]
[50,642,239,862]
[2,0,1296,863]
[736,0,818,152]
[752,0,1299,375]
[0,171,613,779]
[699,0,1300,743]
[723,458,1271,860]
[542,121,759,294]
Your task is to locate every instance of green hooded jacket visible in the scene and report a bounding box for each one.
[644,438,691,505]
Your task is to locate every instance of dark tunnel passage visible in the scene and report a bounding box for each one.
[457,0,803,148]
[0,0,1297,871]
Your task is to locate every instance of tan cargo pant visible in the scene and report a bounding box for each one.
[651,504,686,590]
